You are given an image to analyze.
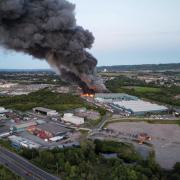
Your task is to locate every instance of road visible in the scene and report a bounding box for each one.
[0,155,32,180]
[0,146,60,180]
[95,112,112,130]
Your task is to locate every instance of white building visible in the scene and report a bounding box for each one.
[113,100,168,115]
[8,135,40,149]
[62,113,84,125]
[33,107,59,116]
[0,83,17,88]
[49,136,64,142]
[0,107,9,114]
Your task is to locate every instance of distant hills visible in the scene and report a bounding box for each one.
[0,63,180,72]
[98,63,180,72]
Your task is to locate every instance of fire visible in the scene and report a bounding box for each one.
[81,93,95,98]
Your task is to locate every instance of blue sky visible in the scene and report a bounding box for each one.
[0,0,180,69]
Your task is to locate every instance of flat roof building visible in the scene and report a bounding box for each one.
[11,121,37,132]
[36,122,70,137]
[62,113,84,125]
[95,93,138,103]
[33,107,59,116]
[8,135,40,149]
[0,107,9,114]
[113,100,168,115]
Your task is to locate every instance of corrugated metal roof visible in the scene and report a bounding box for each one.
[13,121,37,129]
[114,100,168,113]
[37,122,70,135]
[95,93,138,100]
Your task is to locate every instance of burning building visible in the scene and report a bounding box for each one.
[0,0,107,93]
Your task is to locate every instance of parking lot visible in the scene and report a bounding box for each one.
[107,122,180,169]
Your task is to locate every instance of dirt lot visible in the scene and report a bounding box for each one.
[108,122,180,169]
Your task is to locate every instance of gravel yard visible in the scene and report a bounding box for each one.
[108,122,180,169]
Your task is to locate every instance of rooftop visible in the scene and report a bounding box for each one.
[113,100,168,113]
[33,107,57,113]
[95,93,138,100]
[37,122,70,135]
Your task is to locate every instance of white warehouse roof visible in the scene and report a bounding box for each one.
[0,107,9,113]
[113,100,168,114]
[0,107,5,111]
[62,113,84,125]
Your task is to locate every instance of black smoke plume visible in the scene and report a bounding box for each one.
[0,0,107,93]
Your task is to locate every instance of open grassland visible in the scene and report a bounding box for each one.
[132,86,161,93]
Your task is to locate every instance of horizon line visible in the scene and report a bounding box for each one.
[0,62,179,71]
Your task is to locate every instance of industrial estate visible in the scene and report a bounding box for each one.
[0,0,180,178]
[0,65,180,179]
[0,91,170,149]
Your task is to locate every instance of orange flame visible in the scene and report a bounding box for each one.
[81,93,95,98]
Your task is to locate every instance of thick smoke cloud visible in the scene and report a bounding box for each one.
[0,0,106,93]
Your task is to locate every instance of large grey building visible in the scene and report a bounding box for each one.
[33,107,59,116]
[113,100,168,115]
[95,93,138,103]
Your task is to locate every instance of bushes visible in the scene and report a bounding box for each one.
[0,165,22,180]
[0,89,87,112]
[95,140,142,163]
[1,139,179,179]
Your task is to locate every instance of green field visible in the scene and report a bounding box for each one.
[99,72,133,77]
[132,86,161,93]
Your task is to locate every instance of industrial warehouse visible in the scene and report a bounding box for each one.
[113,100,168,115]
[33,107,59,116]
[95,93,168,115]
[95,93,138,102]
[0,107,10,114]
[62,113,84,125]
[28,122,70,141]
[8,135,41,149]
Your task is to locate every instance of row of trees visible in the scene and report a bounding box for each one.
[17,140,180,180]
